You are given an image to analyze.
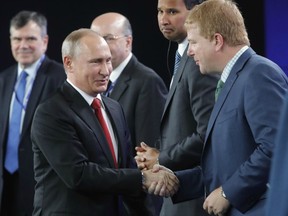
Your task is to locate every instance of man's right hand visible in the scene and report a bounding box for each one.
[142,164,179,197]
[135,142,159,170]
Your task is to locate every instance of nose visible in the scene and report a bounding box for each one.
[187,44,195,57]
[100,62,112,77]
[158,13,169,25]
[18,39,30,48]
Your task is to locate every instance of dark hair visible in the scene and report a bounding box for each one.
[184,0,204,10]
[10,10,47,36]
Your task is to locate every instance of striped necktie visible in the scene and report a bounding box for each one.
[173,51,181,76]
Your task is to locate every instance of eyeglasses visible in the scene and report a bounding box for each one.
[102,34,127,42]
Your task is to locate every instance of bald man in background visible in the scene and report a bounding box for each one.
[91,12,168,215]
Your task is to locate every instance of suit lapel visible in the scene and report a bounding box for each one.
[0,67,17,146]
[161,47,189,121]
[109,56,135,100]
[102,97,125,167]
[62,82,117,168]
[204,48,255,146]
[22,57,50,136]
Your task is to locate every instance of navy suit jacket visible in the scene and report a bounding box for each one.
[173,48,288,216]
[0,56,66,215]
[31,81,153,216]
[266,92,288,216]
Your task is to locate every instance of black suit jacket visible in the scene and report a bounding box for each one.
[31,81,153,216]
[0,56,66,215]
[109,55,168,150]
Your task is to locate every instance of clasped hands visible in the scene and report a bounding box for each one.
[135,142,179,197]
[136,143,230,215]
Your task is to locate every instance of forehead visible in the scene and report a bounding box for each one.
[10,21,42,36]
[79,35,111,56]
[158,0,186,9]
[92,18,122,35]
[187,23,200,36]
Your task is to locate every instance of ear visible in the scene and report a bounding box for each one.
[125,35,133,49]
[214,33,224,51]
[63,56,72,71]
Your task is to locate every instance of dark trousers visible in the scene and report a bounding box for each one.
[1,169,29,216]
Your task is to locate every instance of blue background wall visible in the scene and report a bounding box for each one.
[265,0,288,75]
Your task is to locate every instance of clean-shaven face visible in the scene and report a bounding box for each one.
[157,0,189,43]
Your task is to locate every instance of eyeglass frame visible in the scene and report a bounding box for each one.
[102,34,128,42]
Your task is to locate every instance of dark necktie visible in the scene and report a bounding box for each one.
[103,80,114,97]
[173,51,181,76]
[92,98,117,168]
[215,79,225,101]
[5,71,28,173]
[170,51,181,89]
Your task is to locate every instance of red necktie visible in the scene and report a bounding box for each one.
[92,98,117,168]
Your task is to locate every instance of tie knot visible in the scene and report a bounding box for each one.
[216,79,225,89]
[19,70,28,80]
[215,79,225,101]
[92,98,101,110]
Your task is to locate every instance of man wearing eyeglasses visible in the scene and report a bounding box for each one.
[90,13,168,214]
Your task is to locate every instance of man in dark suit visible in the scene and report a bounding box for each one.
[167,0,288,215]
[0,10,66,216]
[266,93,288,216]
[135,0,218,215]
[90,12,168,153]
[31,28,179,216]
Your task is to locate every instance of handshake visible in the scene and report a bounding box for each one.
[135,142,179,197]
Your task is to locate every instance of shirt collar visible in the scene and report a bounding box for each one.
[177,38,188,57]
[221,46,249,82]
[109,52,132,83]
[66,79,103,108]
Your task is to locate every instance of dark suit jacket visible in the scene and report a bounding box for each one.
[0,56,66,215]
[31,81,153,216]
[157,46,218,216]
[109,55,167,150]
[266,92,288,216]
[158,46,218,171]
[173,48,288,216]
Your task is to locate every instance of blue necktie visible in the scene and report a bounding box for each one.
[173,51,181,75]
[103,80,115,97]
[170,51,181,89]
[5,71,28,173]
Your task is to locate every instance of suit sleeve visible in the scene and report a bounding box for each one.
[172,167,204,203]
[222,65,288,213]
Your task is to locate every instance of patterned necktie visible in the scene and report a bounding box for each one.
[5,71,28,173]
[215,79,225,101]
[170,51,181,89]
[92,98,117,168]
[173,51,181,76]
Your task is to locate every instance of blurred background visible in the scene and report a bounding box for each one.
[1,0,287,86]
